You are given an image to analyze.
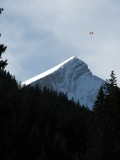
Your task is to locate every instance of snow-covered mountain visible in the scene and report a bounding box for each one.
[22,56,104,109]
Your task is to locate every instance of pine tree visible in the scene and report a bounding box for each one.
[103,70,117,95]
[103,71,120,160]
[89,71,120,160]
[93,86,105,113]
[0,8,8,71]
[107,70,117,86]
[0,8,4,14]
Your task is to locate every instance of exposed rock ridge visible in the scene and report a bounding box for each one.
[23,56,104,109]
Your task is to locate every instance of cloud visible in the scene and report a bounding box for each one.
[0,0,120,85]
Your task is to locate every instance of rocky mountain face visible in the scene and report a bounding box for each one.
[22,56,104,109]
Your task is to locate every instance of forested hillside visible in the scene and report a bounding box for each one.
[0,70,90,160]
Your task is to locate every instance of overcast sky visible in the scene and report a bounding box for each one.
[0,0,120,84]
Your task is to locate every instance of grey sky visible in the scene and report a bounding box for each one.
[0,0,120,84]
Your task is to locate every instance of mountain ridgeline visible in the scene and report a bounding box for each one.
[23,56,104,109]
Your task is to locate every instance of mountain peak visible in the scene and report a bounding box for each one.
[22,56,104,108]
[23,56,86,85]
[65,56,82,63]
[68,56,78,60]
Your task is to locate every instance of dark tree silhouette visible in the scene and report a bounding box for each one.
[0,8,4,14]
[87,71,120,160]
[0,9,8,70]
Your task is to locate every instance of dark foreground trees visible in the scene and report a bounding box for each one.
[0,70,90,160]
[87,71,120,160]
[1,66,120,160]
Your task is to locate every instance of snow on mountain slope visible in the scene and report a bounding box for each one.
[22,56,104,109]
[23,56,76,85]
